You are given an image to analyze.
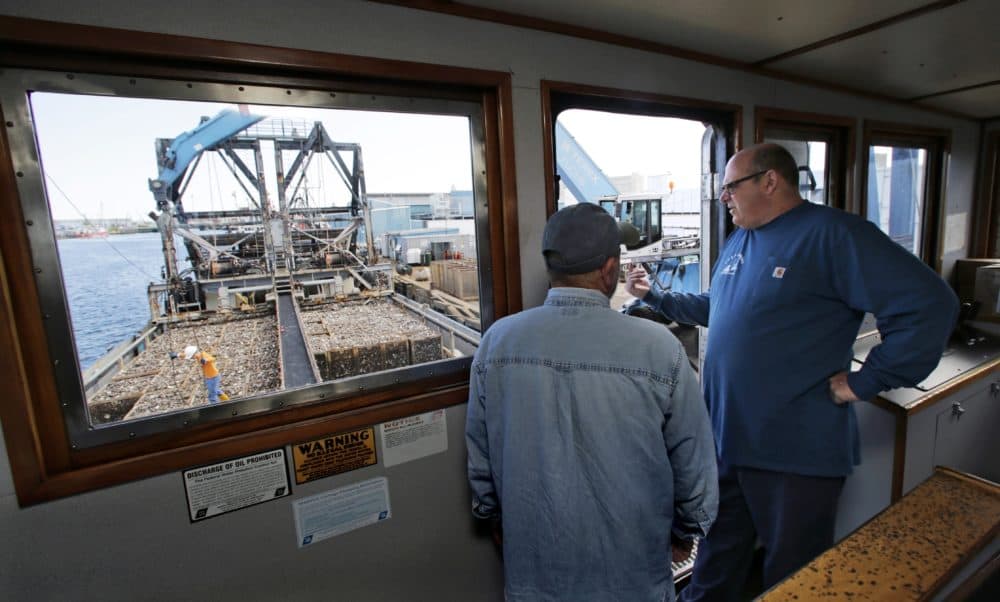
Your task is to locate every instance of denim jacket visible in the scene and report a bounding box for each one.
[466,287,718,602]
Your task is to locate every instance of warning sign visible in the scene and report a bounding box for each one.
[292,427,377,484]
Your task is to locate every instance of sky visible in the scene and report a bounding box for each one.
[557,109,708,190]
[30,93,476,221]
[30,93,711,221]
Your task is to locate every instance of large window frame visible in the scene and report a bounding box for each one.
[861,121,950,269]
[973,130,1000,257]
[540,81,740,375]
[0,16,520,505]
[541,82,741,219]
[754,107,855,213]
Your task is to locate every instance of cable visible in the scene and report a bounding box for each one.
[44,173,159,281]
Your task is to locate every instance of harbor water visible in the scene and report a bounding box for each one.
[57,232,184,370]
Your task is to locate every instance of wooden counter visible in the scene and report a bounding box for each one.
[762,467,1000,601]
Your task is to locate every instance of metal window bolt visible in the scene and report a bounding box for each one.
[951,402,965,419]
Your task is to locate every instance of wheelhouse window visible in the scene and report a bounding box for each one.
[754,107,854,211]
[976,131,1000,257]
[4,70,490,449]
[866,145,928,254]
[861,122,949,265]
[544,85,738,373]
[553,108,708,362]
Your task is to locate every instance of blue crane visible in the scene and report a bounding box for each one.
[149,109,265,211]
[555,120,618,204]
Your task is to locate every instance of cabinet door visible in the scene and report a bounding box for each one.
[933,379,1000,483]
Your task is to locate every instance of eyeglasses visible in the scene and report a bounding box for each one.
[720,170,768,197]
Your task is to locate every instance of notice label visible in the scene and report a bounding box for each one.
[183,448,290,522]
[293,476,391,547]
[292,427,378,485]
[945,212,967,254]
[380,409,448,468]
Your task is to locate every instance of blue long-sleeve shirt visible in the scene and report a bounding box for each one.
[643,202,959,477]
[466,287,718,602]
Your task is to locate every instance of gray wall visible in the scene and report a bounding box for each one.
[0,405,504,602]
[0,1,985,601]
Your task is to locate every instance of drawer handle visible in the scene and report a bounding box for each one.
[952,402,966,419]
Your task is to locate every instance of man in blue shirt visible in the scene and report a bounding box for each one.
[466,202,719,602]
[626,143,959,600]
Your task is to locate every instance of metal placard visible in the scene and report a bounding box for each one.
[292,427,378,485]
[182,448,291,522]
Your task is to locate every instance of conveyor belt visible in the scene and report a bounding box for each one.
[276,293,315,388]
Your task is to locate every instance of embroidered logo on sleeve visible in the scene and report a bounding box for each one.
[772,266,786,278]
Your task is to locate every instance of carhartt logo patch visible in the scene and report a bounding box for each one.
[772,266,786,278]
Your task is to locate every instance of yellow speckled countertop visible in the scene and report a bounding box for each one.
[760,467,1000,601]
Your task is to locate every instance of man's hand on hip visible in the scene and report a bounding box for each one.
[829,371,860,404]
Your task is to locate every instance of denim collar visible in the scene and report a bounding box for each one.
[543,287,611,308]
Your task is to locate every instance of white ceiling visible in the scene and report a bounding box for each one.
[448,0,1000,120]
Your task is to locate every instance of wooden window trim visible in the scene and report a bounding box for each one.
[0,16,520,506]
[753,106,856,213]
[972,130,1000,257]
[539,80,742,218]
[861,120,951,271]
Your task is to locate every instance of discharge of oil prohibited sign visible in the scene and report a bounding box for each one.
[183,448,290,522]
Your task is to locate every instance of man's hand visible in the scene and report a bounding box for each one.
[829,371,860,405]
[625,265,651,298]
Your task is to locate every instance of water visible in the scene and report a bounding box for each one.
[57,233,177,370]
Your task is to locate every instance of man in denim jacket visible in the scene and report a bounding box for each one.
[466,203,718,602]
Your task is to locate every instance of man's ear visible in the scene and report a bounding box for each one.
[601,256,620,287]
[763,169,779,194]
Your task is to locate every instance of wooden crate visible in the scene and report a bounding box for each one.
[410,335,443,364]
[432,259,479,300]
[318,340,413,380]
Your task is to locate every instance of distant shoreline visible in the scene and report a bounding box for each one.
[55,225,158,239]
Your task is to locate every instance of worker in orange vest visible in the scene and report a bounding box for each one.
[184,345,229,403]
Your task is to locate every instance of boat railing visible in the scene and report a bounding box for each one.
[389,292,481,357]
[82,322,163,395]
[244,118,312,140]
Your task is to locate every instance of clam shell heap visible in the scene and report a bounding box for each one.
[87,313,280,422]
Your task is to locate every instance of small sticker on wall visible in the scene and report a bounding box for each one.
[293,477,391,548]
[945,212,967,254]
[772,266,786,278]
[380,409,448,468]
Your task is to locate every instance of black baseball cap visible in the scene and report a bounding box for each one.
[542,203,638,274]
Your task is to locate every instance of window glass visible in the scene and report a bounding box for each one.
[633,200,649,238]
[865,145,927,254]
[553,109,707,368]
[650,199,661,239]
[5,72,488,447]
